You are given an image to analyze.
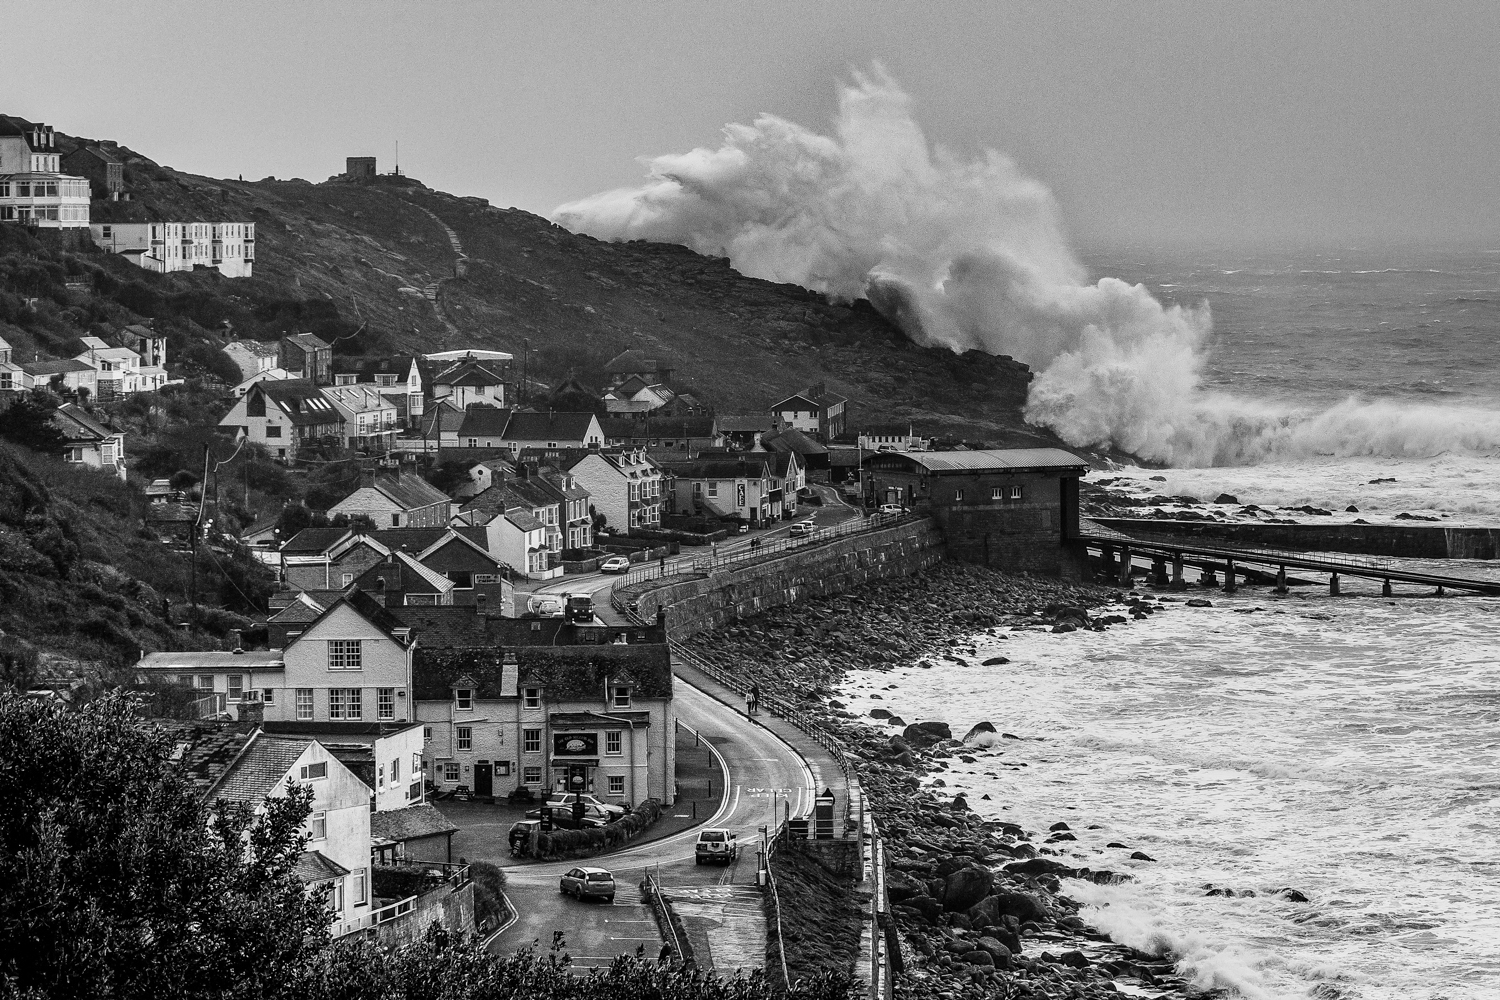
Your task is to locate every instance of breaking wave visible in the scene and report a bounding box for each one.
[553,66,1500,466]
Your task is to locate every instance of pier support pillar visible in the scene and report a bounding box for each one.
[1100,546,1116,580]
[1171,555,1186,590]
[1274,566,1288,595]
[1223,559,1238,594]
[1330,573,1340,596]
[1381,579,1392,597]
[1436,585,1445,597]
[1152,557,1169,587]
[1118,547,1133,587]
[1200,567,1219,587]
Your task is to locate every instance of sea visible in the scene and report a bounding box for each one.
[843,245,1500,1000]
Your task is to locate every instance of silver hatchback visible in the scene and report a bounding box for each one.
[559,866,616,902]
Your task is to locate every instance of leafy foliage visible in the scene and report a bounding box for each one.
[0,390,66,454]
[0,692,328,999]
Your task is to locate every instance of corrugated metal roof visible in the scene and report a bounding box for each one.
[879,449,1088,473]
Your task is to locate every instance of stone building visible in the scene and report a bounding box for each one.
[862,449,1089,576]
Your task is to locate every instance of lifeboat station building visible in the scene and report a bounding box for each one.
[863,448,1089,577]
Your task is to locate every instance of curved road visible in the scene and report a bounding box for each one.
[494,675,815,973]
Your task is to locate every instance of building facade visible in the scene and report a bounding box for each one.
[0,117,90,229]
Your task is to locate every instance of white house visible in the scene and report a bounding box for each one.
[500,411,604,455]
[218,379,340,461]
[327,471,451,528]
[53,402,126,480]
[322,383,399,453]
[89,221,254,277]
[661,456,774,525]
[430,356,508,410]
[0,117,90,228]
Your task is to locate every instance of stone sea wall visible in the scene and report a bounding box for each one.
[620,519,945,635]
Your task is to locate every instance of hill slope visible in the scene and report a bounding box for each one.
[63,134,1065,445]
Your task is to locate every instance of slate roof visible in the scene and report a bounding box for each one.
[657,456,770,481]
[156,720,258,797]
[282,333,331,353]
[370,526,487,554]
[137,650,284,672]
[717,414,774,433]
[369,473,450,511]
[207,734,311,805]
[456,407,512,438]
[23,358,95,377]
[420,400,466,436]
[53,403,115,442]
[388,606,492,648]
[268,593,326,625]
[873,449,1088,473]
[433,357,507,387]
[330,355,417,379]
[283,589,413,652]
[764,427,828,456]
[280,527,352,555]
[504,508,544,532]
[296,850,349,884]
[503,411,598,442]
[370,803,459,843]
[352,552,455,596]
[256,379,339,427]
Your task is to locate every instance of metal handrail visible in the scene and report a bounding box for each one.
[763,835,793,989]
[1087,521,1400,573]
[646,870,683,962]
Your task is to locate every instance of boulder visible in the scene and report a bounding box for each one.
[963,721,998,742]
[1049,822,1071,832]
[982,656,1010,666]
[1278,887,1310,903]
[1057,950,1091,969]
[942,867,994,912]
[974,936,1013,967]
[905,894,942,922]
[887,716,906,727]
[1214,493,1240,504]
[902,721,952,747]
[885,869,923,902]
[1130,851,1156,862]
[990,890,1051,923]
[1186,599,1214,608]
[869,707,891,719]
[961,950,995,968]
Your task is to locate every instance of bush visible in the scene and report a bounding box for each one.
[468,861,508,930]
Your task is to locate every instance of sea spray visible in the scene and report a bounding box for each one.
[554,66,1500,466]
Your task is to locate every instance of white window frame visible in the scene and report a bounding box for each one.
[329,687,362,720]
[523,687,541,710]
[605,730,622,756]
[309,811,327,841]
[523,729,542,754]
[443,762,460,782]
[523,765,542,785]
[608,774,625,796]
[612,686,631,709]
[456,726,472,752]
[455,688,473,711]
[295,688,314,721]
[327,639,362,670]
[377,688,395,720]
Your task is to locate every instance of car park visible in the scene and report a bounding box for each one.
[694,828,738,865]
[542,792,627,819]
[599,555,631,573]
[559,866,616,902]
[788,521,814,537]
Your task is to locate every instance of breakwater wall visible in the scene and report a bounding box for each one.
[619,519,945,635]
[1095,518,1500,560]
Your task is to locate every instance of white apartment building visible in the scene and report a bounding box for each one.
[89,221,255,277]
[0,116,90,228]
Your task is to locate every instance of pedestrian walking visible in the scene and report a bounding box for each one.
[658,941,675,966]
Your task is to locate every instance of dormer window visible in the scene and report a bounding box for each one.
[523,687,541,709]
[612,686,631,709]
[456,688,473,711]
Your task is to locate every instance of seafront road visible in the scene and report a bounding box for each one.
[491,676,816,973]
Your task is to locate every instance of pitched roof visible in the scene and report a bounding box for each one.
[280,527,352,555]
[155,720,258,796]
[658,456,770,481]
[456,407,512,438]
[504,508,545,532]
[369,473,450,511]
[282,333,331,352]
[52,403,115,442]
[255,379,339,426]
[330,355,417,379]
[268,593,327,625]
[413,639,672,701]
[22,358,95,377]
[872,448,1089,473]
[323,383,397,413]
[295,850,349,884]
[388,606,492,648]
[283,589,413,652]
[433,357,507,387]
[764,427,828,456]
[370,803,459,843]
[370,526,487,554]
[353,551,455,596]
[206,733,312,805]
[502,411,598,443]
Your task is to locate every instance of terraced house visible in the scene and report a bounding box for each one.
[0,116,90,228]
[399,609,676,805]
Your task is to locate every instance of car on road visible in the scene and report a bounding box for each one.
[599,555,631,573]
[878,503,907,516]
[542,792,627,819]
[559,866,616,902]
[695,828,738,865]
[788,521,815,537]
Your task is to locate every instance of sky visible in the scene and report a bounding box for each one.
[8,1,1500,249]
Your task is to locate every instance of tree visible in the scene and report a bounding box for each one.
[0,692,329,999]
[0,389,65,454]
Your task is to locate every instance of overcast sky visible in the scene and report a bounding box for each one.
[10,1,1499,248]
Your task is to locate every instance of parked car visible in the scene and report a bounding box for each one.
[788,521,815,537]
[559,866,616,902]
[878,503,907,516]
[527,594,566,617]
[508,819,540,857]
[599,555,631,573]
[524,803,611,829]
[695,828,738,865]
[542,792,626,819]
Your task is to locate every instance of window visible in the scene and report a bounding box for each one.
[1007,485,1022,500]
[455,689,473,711]
[378,688,395,720]
[263,688,275,705]
[523,729,542,754]
[423,726,432,741]
[447,570,473,590]
[352,867,367,906]
[329,688,362,720]
[309,812,327,840]
[707,482,718,498]
[227,675,243,702]
[991,487,1004,500]
[523,766,542,785]
[608,775,625,796]
[299,761,328,780]
[340,572,354,587]
[443,762,460,782]
[392,757,400,782]
[296,688,313,720]
[327,640,362,670]
[325,878,342,914]
[612,686,631,709]
[379,763,386,787]
[197,675,214,691]
[523,687,541,710]
[456,727,472,751]
[606,731,622,755]
[391,514,401,526]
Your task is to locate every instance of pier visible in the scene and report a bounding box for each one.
[1076,519,1500,596]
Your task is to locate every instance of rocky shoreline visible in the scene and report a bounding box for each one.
[680,562,1215,999]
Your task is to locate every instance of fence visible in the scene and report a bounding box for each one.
[644,870,686,964]
[617,511,915,588]
[1088,521,1401,574]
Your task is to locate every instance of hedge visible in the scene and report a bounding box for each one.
[535,798,664,859]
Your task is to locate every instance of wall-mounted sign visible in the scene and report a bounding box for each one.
[552,733,598,757]
[737,483,746,508]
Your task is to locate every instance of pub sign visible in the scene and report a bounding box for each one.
[552,733,598,757]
